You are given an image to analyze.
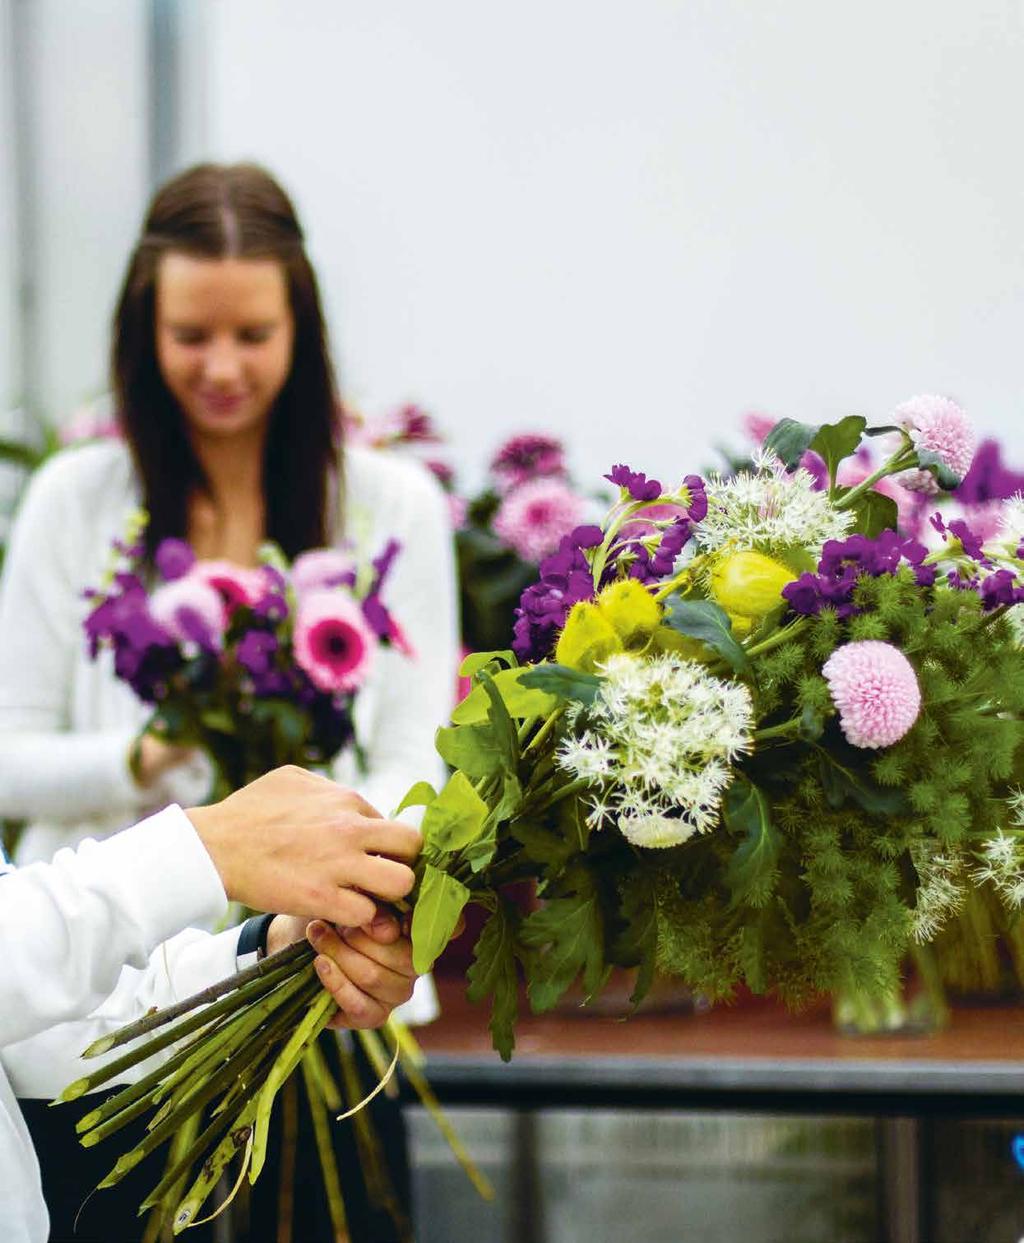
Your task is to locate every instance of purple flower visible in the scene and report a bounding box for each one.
[512,529,598,661]
[237,630,278,678]
[154,538,196,582]
[980,569,1024,611]
[605,464,662,501]
[955,439,1024,505]
[149,575,228,651]
[930,513,990,564]
[782,531,936,618]
[292,549,356,597]
[683,474,709,524]
[424,458,456,490]
[370,538,402,596]
[490,434,566,491]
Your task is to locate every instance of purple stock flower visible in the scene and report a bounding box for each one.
[683,474,709,523]
[512,529,598,661]
[605,464,662,501]
[929,513,990,565]
[979,569,1024,611]
[155,538,196,581]
[370,538,402,596]
[782,531,936,618]
[237,630,278,678]
[955,439,1024,505]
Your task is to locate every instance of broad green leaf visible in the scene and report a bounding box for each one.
[763,418,819,470]
[510,819,578,875]
[411,865,470,974]
[519,663,601,707]
[722,778,780,908]
[452,667,558,724]
[478,670,520,767]
[199,707,236,735]
[459,650,517,678]
[520,893,606,1012]
[421,771,490,856]
[809,415,867,490]
[611,870,659,1008]
[393,780,437,818]
[843,488,899,538]
[250,699,309,751]
[663,597,751,674]
[798,703,825,742]
[435,723,506,780]
[466,898,522,1061]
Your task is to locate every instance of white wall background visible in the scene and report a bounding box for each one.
[0,0,20,424]
[191,0,1024,485]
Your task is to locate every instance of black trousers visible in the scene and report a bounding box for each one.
[21,1038,412,1243]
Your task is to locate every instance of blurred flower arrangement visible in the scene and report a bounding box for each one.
[83,517,408,799]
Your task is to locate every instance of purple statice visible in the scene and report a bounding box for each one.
[782,531,936,618]
[154,538,196,582]
[490,434,566,492]
[512,526,601,661]
[605,464,662,501]
[955,439,1024,505]
[84,584,181,702]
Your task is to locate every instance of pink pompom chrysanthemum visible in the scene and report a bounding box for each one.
[896,394,976,495]
[294,592,376,693]
[149,575,227,651]
[490,433,566,492]
[493,477,588,563]
[822,640,921,749]
[292,549,357,597]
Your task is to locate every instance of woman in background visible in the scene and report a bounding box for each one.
[0,163,458,1242]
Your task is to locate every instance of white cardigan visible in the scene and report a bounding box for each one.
[0,439,457,1026]
[0,805,239,1243]
[0,438,457,846]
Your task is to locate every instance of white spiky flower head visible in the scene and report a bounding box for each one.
[973,826,1024,911]
[556,651,754,848]
[910,843,966,943]
[695,449,853,556]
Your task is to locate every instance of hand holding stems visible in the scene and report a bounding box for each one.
[184,765,422,927]
[131,732,196,788]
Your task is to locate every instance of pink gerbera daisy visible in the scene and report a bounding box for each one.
[493,478,588,563]
[292,548,357,597]
[193,561,265,615]
[822,640,921,749]
[294,592,376,693]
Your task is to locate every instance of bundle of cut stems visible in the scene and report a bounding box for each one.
[60,938,492,1236]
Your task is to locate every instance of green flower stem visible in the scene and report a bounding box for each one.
[77,938,313,1065]
[754,718,803,743]
[743,618,809,660]
[833,446,917,510]
[300,1052,349,1239]
[523,707,565,757]
[170,1096,261,1235]
[249,990,337,1184]
[516,715,540,745]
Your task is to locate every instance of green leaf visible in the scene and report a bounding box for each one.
[915,448,962,492]
[817,750,906,815]
[809,416,867,490]
[763,418,820,470]
[520,892,606,1012]
[250,699,309,752]
[459,650,517,679]
[421,771,490,856]
[435,723,506,779]
[393,780,437,818]
[411,865,470,974]
[466,899,522,1061]
[611,870,660,1008]
[452,666,559,724]
[844,488,899,538]
[519,663,601,707]
[663,597,751,674]
[798,703,825,742]
[199,707,236,735]
[722,778,780,908]
[510,819,577,874]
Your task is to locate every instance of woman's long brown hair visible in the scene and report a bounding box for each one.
[112,162,340,559]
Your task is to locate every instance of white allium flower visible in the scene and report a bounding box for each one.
[998,494,1024,548]
[694,450,853,555]
[910,843,966,943]
[556,652,754,848]
[973,828,1024,912]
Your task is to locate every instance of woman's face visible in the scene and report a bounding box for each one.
[154,253,296,443]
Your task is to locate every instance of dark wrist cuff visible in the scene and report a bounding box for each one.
[237,913,275,960]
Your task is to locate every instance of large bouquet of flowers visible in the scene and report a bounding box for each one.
[84,518,408,798]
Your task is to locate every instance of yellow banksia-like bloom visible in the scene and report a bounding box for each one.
[555,602,623,672]
[709,550,795,619]
[596,580,662,644]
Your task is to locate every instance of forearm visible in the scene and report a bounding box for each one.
[0,806,227,1047]
[0,726,142,822]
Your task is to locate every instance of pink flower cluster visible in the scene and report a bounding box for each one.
[493,477,589,563]
[896,394,976,495]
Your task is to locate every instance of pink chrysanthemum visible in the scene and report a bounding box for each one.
[193,561,265,615]
[292,548,356,597]
[822,640,921,749]
[149,575,227,651]
[492,477,588,563]
[490,434,566,492]
[294,592,376,693]
[895,394,976,495]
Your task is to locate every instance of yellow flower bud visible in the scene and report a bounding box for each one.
[555,602,624,672]
[709,550,796,619]
[596,579,662,644]
[650,625,710,661]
